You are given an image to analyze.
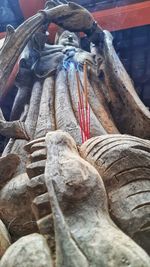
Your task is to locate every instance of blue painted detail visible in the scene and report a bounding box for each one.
[63,58,74,71]
[63,58,82,72]
[62,47,82,72]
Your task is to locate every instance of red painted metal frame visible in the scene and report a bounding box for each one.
[0,1,150,40]
[20,0,150,32]
[49,1,150,41]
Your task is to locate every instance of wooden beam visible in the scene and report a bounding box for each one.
[19,0,150,32]
[48,1,150,41]
[0,1,150,41]
[92,1,150,31]
[84,0,146,12]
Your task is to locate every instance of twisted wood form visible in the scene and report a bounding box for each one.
[80,134,150,254]
[25,131,150,266]
[0,1,150,265]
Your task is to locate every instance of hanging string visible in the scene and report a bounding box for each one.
[76,62,90,143]
[83,62,90,141]
[76,70,84,143]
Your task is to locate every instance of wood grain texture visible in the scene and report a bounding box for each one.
[0,233,53,267]
[25,137,54,253]
[44,130,150,266]
[0,220,11,258]
[101,30,150,138]
[0,173,37,240]
[0,3,150,265]
[80,134,150,254]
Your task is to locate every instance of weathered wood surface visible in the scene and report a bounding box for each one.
[102,31,150,138]
[0,116,30,140]
[25,136,55,257]
[0,14,45,97]
[0,233,53,267]
[45,1,95,33]
[0,220,11,258]
[0,154,20,190]
[80,134,150,254]
[0,2,150,266]
[0,1,95,98]
[44,131,150,267]
[0,173,37,240]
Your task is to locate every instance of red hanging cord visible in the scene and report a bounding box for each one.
[76,63,90,143]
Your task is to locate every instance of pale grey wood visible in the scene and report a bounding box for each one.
[102,31,150,138]
[0,220,11,258]
[0,233,53,267]
[45,131,150,267]
[80,134,150,254]
[0,2,150,266]
[0,173,37,239]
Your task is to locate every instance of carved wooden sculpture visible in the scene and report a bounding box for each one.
[0,1,150,266]
[80,134,150,255]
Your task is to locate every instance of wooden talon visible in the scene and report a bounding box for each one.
[26,160,46,179]
[30,149,47,162]
[37,214,54,236]
[24,137,46,153]
[27,174,47,198]
[32,192,51,220]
